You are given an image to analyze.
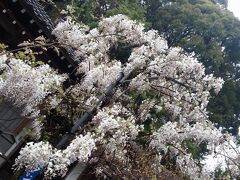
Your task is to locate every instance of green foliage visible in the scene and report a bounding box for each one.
[106,0,149,27]
[41,109,72,145]
[0,43,8,51]
[109,42,133,63]
[208,80,240,134]
[16,51,44,67]
[51,0,147,27]
[183,140,208,159]
[67,0,99,28]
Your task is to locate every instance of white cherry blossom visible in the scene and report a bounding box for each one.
[13,14,240,179]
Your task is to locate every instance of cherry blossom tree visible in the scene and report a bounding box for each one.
[11,15,240,179]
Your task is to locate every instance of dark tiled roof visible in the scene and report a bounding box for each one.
[19,0,55,36]
[0,101,23,154]
[0,0,80,76]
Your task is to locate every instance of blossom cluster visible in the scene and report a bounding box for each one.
[92,104,142,163]
[0,54,66,116]
[202,135,240,178]
[14,133,96,178]
[14,141,53,171]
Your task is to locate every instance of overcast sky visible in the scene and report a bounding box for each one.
[228,0,240,19]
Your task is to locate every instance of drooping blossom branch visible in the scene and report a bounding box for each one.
[13,14,240,179]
